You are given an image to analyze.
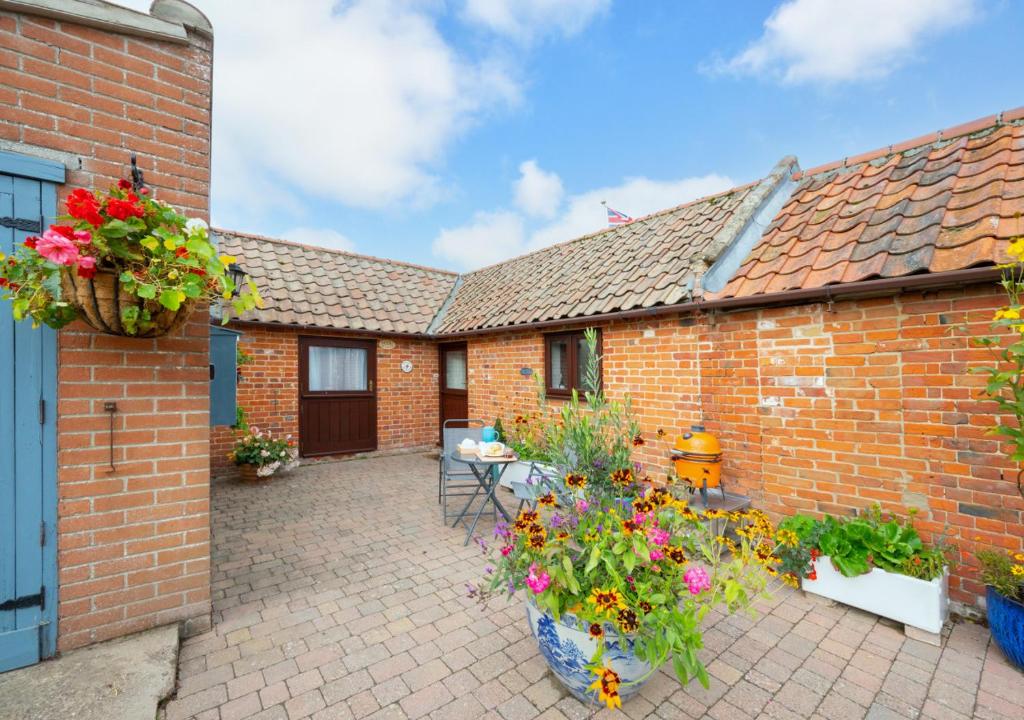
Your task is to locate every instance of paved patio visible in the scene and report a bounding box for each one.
[163,454,1023,720]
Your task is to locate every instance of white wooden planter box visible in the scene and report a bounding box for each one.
[802,557,949,634]
[500,460,557,490]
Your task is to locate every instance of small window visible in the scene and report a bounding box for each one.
[308,345,368,392]
[545,330,600,397]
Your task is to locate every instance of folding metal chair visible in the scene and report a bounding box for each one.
[439,419,485,525]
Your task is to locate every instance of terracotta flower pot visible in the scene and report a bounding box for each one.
[60,268,195,338]
[237,464,266,483]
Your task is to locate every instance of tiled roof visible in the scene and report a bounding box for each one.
[431,163,794,334]
[712,112,1024,300]
[215,230,458,334]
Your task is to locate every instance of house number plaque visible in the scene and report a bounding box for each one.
[400,360,413,373]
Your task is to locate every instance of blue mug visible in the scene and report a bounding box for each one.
[481,426,497,442]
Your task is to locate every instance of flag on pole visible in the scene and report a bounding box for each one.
[603,202,633,227]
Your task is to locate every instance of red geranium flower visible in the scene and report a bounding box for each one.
[105,197,144,221]
[66,188,103,226]
[23,237,37,249]
[175,247,189,258]
[76,255,97,279]
[117,179,132,190]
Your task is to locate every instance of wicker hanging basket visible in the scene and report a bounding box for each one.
[60,267,195,338]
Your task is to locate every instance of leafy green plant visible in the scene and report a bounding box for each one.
[775,506,950,581]
[231,405,249,431]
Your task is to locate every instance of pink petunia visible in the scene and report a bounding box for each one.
[684,566,711,595]
[525,563,551,594]
[36,229,80,266]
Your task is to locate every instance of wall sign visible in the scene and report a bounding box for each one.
[380,339,396,350]
[520,367,533,376]
[400,360,414,373]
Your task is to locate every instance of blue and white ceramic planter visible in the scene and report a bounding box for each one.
[524,601,654,704]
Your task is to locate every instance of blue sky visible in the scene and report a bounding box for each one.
[113,0,1022,271]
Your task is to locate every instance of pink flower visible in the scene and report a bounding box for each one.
[525,563,551,594]
[500,545,513,557]
[575,499,589,513]
[647,527,670,546]
[683,566,711,595]
[650,549,664,561]
[36,228,80,266]
[633,513,647,525]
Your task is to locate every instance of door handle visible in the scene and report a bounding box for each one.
[369,380,374,392]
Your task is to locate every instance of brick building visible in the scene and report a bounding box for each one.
[218,113,1024,610]
[1,0,1021,680]
[1,0,214,667]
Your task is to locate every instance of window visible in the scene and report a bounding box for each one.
[444,349,467,390]
[308,345,368,391]
[545,330,600,397]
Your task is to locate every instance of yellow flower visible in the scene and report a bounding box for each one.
[588,588,625,615]
[218,254,237,266]
[776,529,800,548]
[1012,565,1024,577]
[1013,553,1024,563]
[994,308,1021,321]
[1007,237,1024,258]
[588,667,622,710]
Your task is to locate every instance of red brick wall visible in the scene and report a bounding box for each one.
[1,9,214,649]
[211,325,439,474]
[466,284,1023,608]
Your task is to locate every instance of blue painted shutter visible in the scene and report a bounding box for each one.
[0,157,61,672]
[210,326,240,426]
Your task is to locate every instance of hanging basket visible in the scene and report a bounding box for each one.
[60,268,195,338]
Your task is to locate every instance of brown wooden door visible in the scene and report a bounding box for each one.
[438,342,468,443]
[299,337,377,456]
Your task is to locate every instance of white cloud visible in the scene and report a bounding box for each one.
[514,160,563,218]
[108,0,521,225]
[282,227,355,253]
[432,211,524,269]
[462,0,610,42]
[433,172,735,270]
[714,0,976,84]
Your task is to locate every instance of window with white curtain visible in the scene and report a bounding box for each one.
[445,350,467,390]
[308,346,368,392]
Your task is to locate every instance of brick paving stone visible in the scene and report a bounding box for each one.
[165,455,1021,720]
[399,683,455,719]
[220,691,263,720]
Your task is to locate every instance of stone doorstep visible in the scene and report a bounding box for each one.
[0,624,180,720]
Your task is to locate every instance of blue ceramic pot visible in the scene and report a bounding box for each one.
[987,585,1024,670]
[524,601,654,704]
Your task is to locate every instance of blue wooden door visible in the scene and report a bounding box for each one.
[0,153,60,673]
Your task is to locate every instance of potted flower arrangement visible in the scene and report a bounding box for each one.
[0,180,261,337]
[473,490,786,708]
[976,549,1024,669]
[970,234,1024,662]
[775,506,951,634]
[229,427,299,481]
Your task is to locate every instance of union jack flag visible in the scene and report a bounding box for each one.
[605,205,633,226]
